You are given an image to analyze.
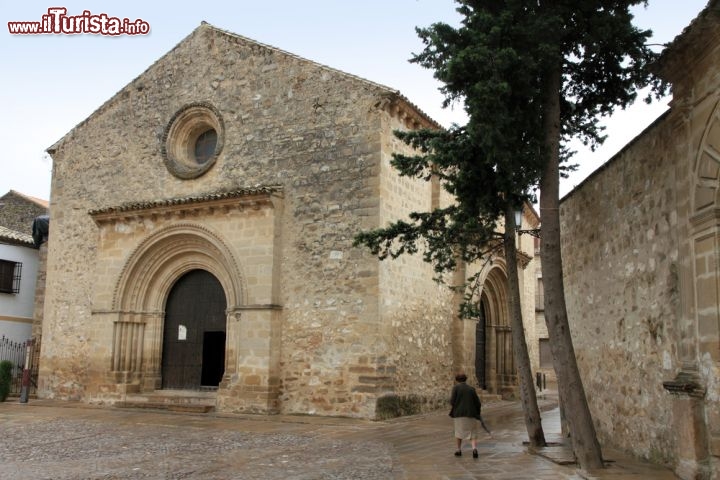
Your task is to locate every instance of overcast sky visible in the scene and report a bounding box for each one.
[0,0,709,202]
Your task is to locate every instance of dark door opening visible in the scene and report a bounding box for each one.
[162,269,227,390]
[201,331,226,386]
[475,298,487,390]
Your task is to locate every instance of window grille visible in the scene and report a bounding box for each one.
[0,260,21,294]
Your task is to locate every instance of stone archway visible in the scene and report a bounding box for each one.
[109,223,245,392]
[693,100,720,214]
[683,98,720,466]
[483,267,517,394]
[475,265,515,396]
[692,99,720,363]
[87,188,282,412]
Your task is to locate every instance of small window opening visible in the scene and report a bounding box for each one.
[194,129,217,165]
[0,260,21,294]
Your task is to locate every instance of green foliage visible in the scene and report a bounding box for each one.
[355,0,666,319]
[0,360,13,402]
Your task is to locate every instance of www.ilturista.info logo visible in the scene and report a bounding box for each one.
[8,7,150,35]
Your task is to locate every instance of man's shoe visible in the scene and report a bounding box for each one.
[472,449,478,458]
[454,450,462,457]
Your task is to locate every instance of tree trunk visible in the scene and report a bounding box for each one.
[504,204,546,448]
[539,65,604,470]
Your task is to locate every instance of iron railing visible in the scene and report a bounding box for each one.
[0,335,40,397]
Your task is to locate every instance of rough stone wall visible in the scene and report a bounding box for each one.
[376,112,455,414]
[41,24,394,416]
[560,117,681,464]
[31,242,47,340]
[561,8,720,476]
[0,191,48,236]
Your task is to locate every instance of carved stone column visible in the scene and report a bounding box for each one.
[109,312,146,392]
[141,311,163,391]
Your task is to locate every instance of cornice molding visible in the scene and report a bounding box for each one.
[89,187,282,225]
[376,94,442,131]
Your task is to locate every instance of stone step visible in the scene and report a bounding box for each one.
[115,401,215,413]
[114,390,217,413]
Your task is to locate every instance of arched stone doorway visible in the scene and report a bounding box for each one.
[675,97,720,466]
[474,266,516,397]
[89,190,283,412]
[692,98,720,368]
[162,269,227,390]
[108,223,245,393]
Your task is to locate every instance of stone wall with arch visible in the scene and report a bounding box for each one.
[454,257,533,400]
[479,265,516,397]
[111,223,247,313]
[559,5,720,478]
[77,190,282,411]
[39,22,540,419]
[689,96,720,473]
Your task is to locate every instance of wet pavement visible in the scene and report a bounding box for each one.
[0,393,679,479]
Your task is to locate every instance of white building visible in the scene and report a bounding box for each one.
[0,190,48,344]
[0,225,38,343]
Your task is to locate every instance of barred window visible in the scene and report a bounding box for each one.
[0,260,21,294]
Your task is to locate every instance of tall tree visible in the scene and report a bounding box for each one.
[504,205,546,448]
[406,0,664,469]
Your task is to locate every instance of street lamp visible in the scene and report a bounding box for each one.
[514,209,541,238]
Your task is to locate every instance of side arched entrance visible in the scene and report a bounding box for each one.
[472,265,516,397]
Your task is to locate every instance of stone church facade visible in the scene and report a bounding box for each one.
[561,3,720,478]
[40,23,540,418]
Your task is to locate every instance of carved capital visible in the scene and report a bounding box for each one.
[663,370,706,398]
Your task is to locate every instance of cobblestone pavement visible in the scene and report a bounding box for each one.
[0,394,678,479]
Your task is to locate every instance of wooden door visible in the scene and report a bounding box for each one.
[161,270,227,389]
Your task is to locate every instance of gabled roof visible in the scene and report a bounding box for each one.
[49,22,441,154]
[206,23,395,101]
[207,23,442,128]
[0,190,49,238]
[7,190,49,210]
